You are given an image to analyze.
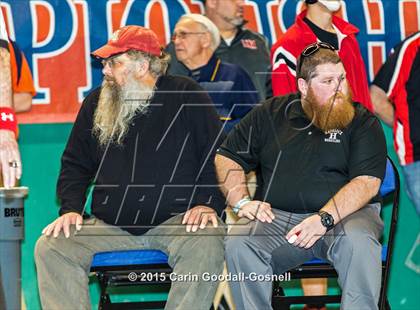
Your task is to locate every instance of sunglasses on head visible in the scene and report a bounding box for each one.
[297,42,336,78]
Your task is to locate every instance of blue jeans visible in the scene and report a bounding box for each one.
[402,160,420,215]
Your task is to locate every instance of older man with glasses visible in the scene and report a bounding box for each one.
[216,44,387,309]
[166,0,271,101]
[172,14,259,132]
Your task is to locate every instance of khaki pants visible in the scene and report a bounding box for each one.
[35,214,226,310]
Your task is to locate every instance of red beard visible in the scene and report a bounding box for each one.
[302,87,355,132]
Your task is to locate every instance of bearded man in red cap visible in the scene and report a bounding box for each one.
[34,25,226,309]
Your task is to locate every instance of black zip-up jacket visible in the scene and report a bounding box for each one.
[57,75,226,235]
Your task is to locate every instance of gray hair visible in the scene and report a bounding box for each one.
[179,14,221,51]
[125,50,170,78]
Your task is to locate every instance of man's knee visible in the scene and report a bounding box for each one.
[34,233,84,267]
[333,230,381,262]
[35,235,67,263]
[202,236,225,270]
[176,234,225,274]
[165,215,226,237]
[225,235,251,262]
[179,230,224,255]
[199,234,225,258]
[34,235,50,264]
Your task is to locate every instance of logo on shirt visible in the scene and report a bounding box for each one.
[324,129,343,143]
[241,39,257,50]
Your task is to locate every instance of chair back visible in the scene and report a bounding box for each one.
[379,156,400,308]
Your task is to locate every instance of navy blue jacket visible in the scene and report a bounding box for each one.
[186,55,259,132]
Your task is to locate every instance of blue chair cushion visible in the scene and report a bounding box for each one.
[380,160,395,197]
[303,245,388,265]
[91,245,388,269]
[91,249,168,268]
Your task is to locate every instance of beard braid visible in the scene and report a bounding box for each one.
[302,86,355,133]
[93,75,154,146]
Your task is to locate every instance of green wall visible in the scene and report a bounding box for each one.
[17,123,419,309]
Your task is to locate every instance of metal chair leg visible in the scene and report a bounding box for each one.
[384,297,391,310]
[97,272,111,310]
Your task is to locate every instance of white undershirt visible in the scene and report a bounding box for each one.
[224,36,234,46]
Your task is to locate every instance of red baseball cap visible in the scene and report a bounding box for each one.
[92,25,162,59]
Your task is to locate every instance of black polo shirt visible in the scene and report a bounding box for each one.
[217,93,387,213]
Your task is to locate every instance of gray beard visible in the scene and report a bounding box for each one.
[119,78,153,118]
[93,77,155,146]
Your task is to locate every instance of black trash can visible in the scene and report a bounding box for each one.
[0,187,28,310]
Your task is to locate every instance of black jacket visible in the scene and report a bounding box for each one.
[57,75,226,235]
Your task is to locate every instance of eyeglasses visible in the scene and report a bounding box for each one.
[297,42,336,78]
[101,53,124,68]
[171,31,206,41]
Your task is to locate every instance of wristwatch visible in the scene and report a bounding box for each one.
[318,210,334,231]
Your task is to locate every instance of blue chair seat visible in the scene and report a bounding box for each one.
[302,245,388,265]
[91,245,388,269]
[91,249,168,268]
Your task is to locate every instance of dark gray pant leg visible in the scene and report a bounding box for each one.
[320,204,384,310]
[225,210,315,310]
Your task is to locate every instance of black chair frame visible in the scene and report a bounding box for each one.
[91,263,172,310]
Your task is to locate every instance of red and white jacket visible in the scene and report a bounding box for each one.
[270,10,373,112]
[373,32,420,165]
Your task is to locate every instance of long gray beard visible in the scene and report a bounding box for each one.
[93,78,154,146]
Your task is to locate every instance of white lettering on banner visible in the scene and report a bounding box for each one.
[31,1,55,48]
[31,0,78,105]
